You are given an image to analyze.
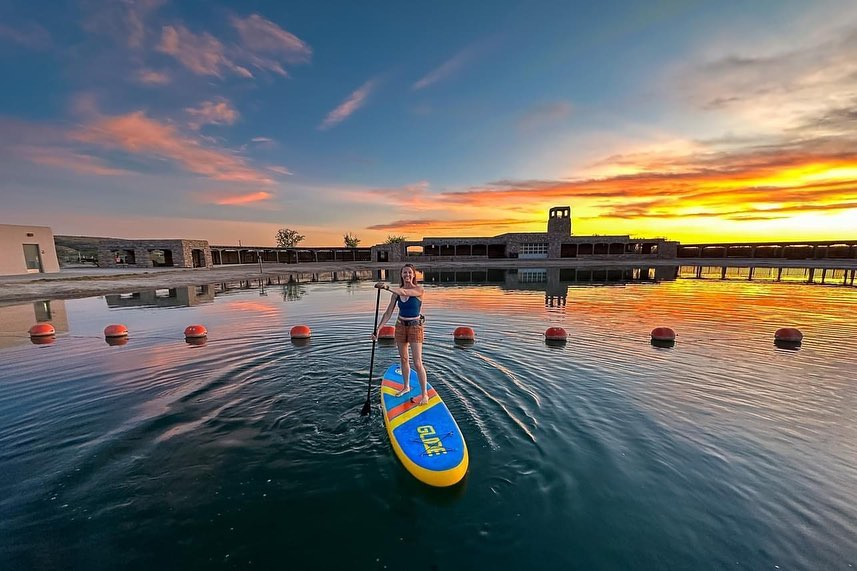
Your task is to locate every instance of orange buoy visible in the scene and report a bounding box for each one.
[105,336,129,346]
[651,327,676,341]
[774,327,803,345]
[378,325,396,339]
[290,325,312,339]
[453,326,476,341]
[545,327,568,342]
[184,324,208,339]
[28,323,56,337]
[104,324,129,338]
[651,326,676,347]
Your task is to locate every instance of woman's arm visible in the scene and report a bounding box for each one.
[373,294,397,338]
[388,283,424,297]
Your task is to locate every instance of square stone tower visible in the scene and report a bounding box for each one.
[548,206,571,235]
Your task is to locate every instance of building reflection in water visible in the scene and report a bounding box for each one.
[422,266,680,307]
[105,285,216,309]
[0,300,69,349]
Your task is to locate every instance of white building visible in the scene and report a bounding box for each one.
[0,224,61,276]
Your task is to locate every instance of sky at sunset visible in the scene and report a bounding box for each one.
[1,0,856,246]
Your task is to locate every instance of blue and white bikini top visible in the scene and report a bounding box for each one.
[396,294,422,318]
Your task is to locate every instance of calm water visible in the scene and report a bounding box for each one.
[1,269,856,570]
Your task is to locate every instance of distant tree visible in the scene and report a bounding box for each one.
[344,232,361,248]
[384,235,407,244]
[275,228,305,248]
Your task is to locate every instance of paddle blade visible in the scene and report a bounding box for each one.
[360,398,371,416]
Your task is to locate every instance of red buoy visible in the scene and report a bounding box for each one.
[30,335,55,345]
[184,324,208,339]
[774,328,803,344]
[453,326,475,341]
[104,324,129,338]
[28,323,56,337]
[651,327,676,341]
[378,325,395,339]
[545,327,568,341]
[105,336,129,347]
[290,325,312,339]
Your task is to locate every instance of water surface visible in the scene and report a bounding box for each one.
[1,270,856,570]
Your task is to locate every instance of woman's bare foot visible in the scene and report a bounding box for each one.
[395,386,411,397]
[417,393,429,405]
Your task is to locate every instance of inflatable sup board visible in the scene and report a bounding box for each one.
[380,364,468,487]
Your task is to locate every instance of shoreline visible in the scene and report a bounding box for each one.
[2,258,856,306]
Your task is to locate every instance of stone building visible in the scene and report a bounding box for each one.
[370,206,678,262]
[91,239,212,269]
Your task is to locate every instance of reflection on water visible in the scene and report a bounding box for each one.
[0,300,68,349]
[105,285,216,308]
[423,267,679,307]
[1,266,857,569]
[680,265,857,285]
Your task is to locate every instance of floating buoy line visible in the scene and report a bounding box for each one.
[2,323,807,350]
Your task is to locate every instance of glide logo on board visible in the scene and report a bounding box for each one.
[417,425,447,456]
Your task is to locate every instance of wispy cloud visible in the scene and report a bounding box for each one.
[79,0,164,50]
[71,110,274,184]
[267,165,292,175]
[126,0,166,49]
[518,101,573,130]
[366,218,534,232]
[412,42,488,90]
[186,98,239,129]
[0,21,51,50]
[157,24,252,78]
[230,13,312,76]
[677,24,857,131]
[16,146,132,176]
[0,117,131,177]
[155,15,311,80]
[319,79,376,130]
[214,191,274,205]
[136,69,171,85]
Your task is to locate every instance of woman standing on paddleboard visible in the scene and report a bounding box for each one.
[372,264,429,405]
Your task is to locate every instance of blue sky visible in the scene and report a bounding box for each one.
[2,0,856,245]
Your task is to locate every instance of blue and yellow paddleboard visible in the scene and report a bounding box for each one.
[380,364,468,487]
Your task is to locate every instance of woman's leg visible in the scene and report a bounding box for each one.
[411,341,428,404]
[396,340,411,396]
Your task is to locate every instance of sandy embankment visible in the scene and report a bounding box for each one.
[1,258,854,306]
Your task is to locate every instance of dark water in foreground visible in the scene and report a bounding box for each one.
[1,271,856,570]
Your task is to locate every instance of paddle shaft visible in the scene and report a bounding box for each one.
[362,287,382,414]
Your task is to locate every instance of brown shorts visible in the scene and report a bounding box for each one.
[395,318,425,344]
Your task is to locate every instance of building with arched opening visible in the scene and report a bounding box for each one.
[370,206,679,263]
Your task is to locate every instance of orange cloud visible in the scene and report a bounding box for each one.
[356,131,857,241]
[71,110,274,184]
[215,192,273,205]
[367,218,536,233]
[186,98,239,129]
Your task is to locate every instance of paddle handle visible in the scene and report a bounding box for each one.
[365,287,382,405]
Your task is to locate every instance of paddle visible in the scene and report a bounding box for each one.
[361,287,382,416]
